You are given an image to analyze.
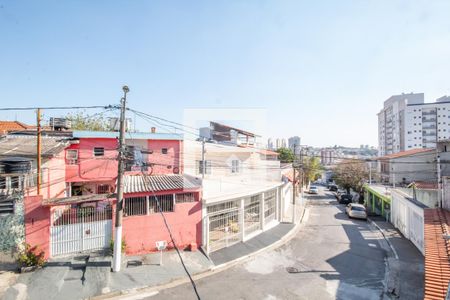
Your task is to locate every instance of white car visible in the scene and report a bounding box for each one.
[346,203,367,220]
[308,186,319,194]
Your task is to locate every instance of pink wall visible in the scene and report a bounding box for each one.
[147,140,183,175]
[66,138,183,182]
[24,195,51,259]
[121,190,201,254]
[66,138,118,182]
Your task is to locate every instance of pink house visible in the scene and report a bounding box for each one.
[21,130,202,258]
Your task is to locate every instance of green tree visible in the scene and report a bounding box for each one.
[333,160,368,193]
[302,157,322,185]
[67,111,110,131]
[276,147,295,163]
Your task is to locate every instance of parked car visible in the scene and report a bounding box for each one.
[308,186,319,194]
[335,189,346,199]
[339,193,353,204]
[346,203,367,220]
[328,184,338,192]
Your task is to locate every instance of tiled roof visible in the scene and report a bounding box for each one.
[424,208,450,300]
[122,174,202,194]
[380,148,434,160]
[0,135,69,158]
[0,121,30,134]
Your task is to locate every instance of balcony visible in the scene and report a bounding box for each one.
[422,118,436,123]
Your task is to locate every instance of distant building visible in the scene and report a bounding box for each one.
[199,121,259,146]
[320,148,335,165]
[267,138,274,150]
[288,136,301,153]
[378,93,450,156]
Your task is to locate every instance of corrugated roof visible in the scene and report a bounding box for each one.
[0,135,69,158]
[122,174,202,194]
[380,148,434,160]
[424,208,450,300]
[73,130,183,140]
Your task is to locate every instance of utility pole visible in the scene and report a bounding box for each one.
[113,85,129,272]
[437,153,442,208]
[36,108,42,195]
[202,138,206,180]
[292,144,296,224]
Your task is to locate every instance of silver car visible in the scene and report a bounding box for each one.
[346,203,367,220]
[308,186,318,194]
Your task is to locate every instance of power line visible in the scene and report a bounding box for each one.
[0,105,118,111]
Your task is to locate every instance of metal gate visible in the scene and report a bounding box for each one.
[50,205,112,257]
[207,200,241,252]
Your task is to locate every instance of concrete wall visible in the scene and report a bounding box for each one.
[0,195,24,252]
[397,187,438,208]
[24,195,50,259]
[121,190,202,254]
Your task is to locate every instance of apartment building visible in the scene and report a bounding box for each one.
[378,93,450,156]
[288,136,301,154]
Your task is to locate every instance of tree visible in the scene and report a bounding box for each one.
[276,147,295,163]
[333,160,368,193]
[302,157,322,185]
[67,111,110,131]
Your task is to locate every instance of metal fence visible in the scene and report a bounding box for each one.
[51,204,112,256]
[264,189,277,225]
[52,204,112,226]
[208,200,241,252]
[244,195,261,235]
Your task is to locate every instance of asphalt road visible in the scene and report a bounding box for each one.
[147,187,387,300]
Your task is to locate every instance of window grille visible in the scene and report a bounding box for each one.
[149,195,174,213]
[175,193,195,203]
[93,147,105,157]
[124,196,147,216]
[66,149,78,164]
[196,160,212,175]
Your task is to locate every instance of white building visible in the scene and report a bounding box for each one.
[183,140,298,253]
[378,93,450,156]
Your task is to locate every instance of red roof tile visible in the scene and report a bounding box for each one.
[0,121,30,134]
[424,208,450,300]
[380,148,434,160]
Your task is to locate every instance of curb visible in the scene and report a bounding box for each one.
[91,204,309,300]
[367,218,399,260]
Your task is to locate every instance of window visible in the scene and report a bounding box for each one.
[94,147,104,157]
[97,184,110,194]
[149,195,174,213]
[66,149,78,164]
[231,160,240,173]
[196,160,211,175]
[124,196,147,216]
[161,148,168,154]
[0,177,6,189]
[10,176,19,189]
[175,193,195,203]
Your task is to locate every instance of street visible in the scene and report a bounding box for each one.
[147,187,388,300]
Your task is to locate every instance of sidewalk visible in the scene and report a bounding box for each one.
[369,217,424,300]
[2,219,302,300]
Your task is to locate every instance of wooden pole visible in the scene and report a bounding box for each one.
[37,108,42,195]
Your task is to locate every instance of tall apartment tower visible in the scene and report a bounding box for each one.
[378,93,450,156]
[288,136,301,154]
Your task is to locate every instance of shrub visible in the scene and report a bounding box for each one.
[109,238,127,253]
[17,244,46,267]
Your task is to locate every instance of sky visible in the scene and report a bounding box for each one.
[1,1,450,148]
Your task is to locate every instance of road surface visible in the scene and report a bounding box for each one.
[147,187,387,300]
